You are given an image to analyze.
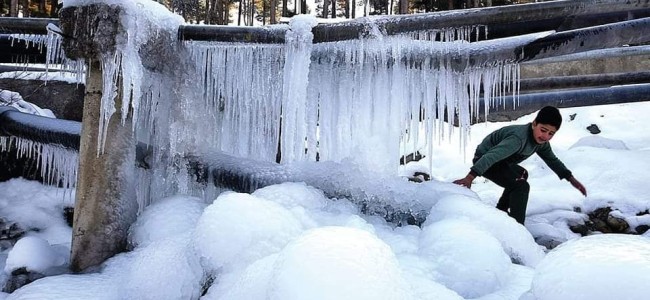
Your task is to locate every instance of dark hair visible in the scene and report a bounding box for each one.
[535,106,562,129]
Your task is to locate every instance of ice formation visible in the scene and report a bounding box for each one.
[10,0,530,210]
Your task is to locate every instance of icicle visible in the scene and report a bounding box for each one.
[280,16,317,163]
[2,136,79,192]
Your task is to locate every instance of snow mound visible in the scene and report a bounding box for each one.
[108,236,203,300]
[4,236,67,274]
[269,226,412,300]
[128,195,206,248]
[193,192,303,271]
[531,234,650,300]
[419,219,511,298]
[569,135,629,150]
[424,194,546,267]
[252,182,327,210]
[6,273,117,300]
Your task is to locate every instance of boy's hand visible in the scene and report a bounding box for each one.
[453,174,476,189]
[568,176,587,196]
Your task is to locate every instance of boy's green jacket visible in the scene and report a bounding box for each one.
[470,123,572,180]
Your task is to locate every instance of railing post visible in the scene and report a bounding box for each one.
[59,4,138,272]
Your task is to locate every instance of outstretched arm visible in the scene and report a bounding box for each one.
[453,172,476,189]
[567,176,587,196]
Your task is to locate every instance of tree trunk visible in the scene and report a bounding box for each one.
[249,0,254,26]
[205,0,212,24]
[9,0,17,17]
[364,0,368,17]
[215,0,226,25]
[323,0,329,18]
[271,0,277,24]
[238,0,243,25]
[223,0,229,25]
[331,0,335,18]
[262,0,266,25]
[351,0,355,18]
[447,0,453,10]
[399,0,408,14]
[282,0,287,17]
[21,0,28,17]
[39,0,46,15]
[345,0,349,18]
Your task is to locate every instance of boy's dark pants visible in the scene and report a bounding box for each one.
[475,158,530,224]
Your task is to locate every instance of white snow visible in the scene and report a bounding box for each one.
[4,237,67,274]
[0,90,55,118]
[530,234,650,300]
[2,102,650,300]
[2,0,650,299]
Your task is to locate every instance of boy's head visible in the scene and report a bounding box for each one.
[532,106,562,144]
[534,106,562,129]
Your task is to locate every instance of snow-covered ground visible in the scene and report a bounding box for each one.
[1,102,649,299]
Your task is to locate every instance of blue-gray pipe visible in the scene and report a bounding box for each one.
[0,106,80,150]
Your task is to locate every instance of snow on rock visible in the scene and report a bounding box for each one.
[530,234,650,300]
[0,90,55,118]
[6,273,118,300]
[418,218,511,298]
[4,236,67,274]
[127,195,206,248]
[424,194,546,267]
[202,254,278,300]
[268,226,412,300]
[193,192,303,271]
[103,235,204,300]
[252,182,328,210]
[569,135,629,150]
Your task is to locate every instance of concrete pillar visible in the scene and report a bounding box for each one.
[59,4,138,272]
[69,59,137,272]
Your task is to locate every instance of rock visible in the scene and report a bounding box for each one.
[63,206,75,227]
[606,215,629,233]
[589,207,612,221]
[589,218,612,233]
[569,223,589,236]
[407,171,431,183]
[0,221,25,249]
[586,124,601,134]
[400,151,424,165]
[535,236,563,250]
[569,113,577,121]
[2,267,45,293]
[635,225,650,235]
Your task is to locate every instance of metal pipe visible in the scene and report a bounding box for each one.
[187,153,431,226]
[519,72,650,91]
[523,45,650,65]
[0,17,58,35]
[0,106,80,150]
[179,0,650,43]
[479,83,650,123]
[520,17,650,62]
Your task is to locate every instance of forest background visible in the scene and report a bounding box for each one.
[0,0,538,27]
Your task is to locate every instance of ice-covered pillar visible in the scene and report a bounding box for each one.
[59,4,138,272]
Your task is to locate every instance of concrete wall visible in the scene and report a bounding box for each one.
[0,78,85,121]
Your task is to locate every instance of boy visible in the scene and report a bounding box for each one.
[453,106,587,224]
